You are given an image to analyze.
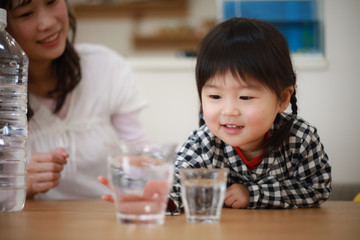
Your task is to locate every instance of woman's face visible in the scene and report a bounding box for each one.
[5,0,69,64]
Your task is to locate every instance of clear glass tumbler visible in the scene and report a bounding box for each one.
[107,142,177,225]
[180,168,229,223]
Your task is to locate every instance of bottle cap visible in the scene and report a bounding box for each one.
[0,8,7,27]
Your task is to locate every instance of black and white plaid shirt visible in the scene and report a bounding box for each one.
[169,113,331,211]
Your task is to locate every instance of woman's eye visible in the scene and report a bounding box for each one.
[18,11,33,18]
[47,0,57,5]
[209,95,221,99]
[240,96,252,100]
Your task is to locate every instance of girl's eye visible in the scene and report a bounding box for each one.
[209,95,221,99]
[240,96,252,100]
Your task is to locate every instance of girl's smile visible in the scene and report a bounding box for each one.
[222,124,244,134]
[201,71,291,154]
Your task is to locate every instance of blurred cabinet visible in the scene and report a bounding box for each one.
[133,34,203,50]
[72,0,205,50]
[72,0,188,18]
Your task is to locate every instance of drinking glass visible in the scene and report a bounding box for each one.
[107,142,177,224]
[180,168,229,223]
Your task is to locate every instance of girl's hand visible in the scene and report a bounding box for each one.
[97,176,114,203]
[26,148,69,198]
[224,183,250,209]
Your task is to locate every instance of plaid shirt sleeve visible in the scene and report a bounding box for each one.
[245,116,331,209]
[167,126,221,214]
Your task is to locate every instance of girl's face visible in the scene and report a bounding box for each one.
[5,0,69,63]
[201,71,292,153]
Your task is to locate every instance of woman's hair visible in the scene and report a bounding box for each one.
[0,0,82,120]
[196,17,297,151]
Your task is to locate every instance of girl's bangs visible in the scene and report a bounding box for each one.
[198,36,269,87]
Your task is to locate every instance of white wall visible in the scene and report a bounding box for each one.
[135,63,199,144]
[295,0,360,184]
[76,0,360,184]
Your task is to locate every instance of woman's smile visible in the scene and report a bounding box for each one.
[38,31,60,46]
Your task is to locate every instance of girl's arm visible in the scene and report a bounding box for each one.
[168,130,213,214]
[245,129,331,209]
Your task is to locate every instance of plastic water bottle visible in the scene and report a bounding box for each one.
[0,8,28,212]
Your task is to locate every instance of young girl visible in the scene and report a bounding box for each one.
[168,17,331,210]
[1,0,147,199]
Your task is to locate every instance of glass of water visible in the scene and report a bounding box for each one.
[179,168,229,223]
[107,142,177,225]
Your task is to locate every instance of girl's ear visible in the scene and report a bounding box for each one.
[278,86,295,113]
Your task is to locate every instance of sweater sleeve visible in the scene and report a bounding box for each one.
[111,109,147,143]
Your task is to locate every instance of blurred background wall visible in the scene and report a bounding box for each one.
[72,0,360,186]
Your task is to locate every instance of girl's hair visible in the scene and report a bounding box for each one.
[0,0,82,120]
[196,17,297,151]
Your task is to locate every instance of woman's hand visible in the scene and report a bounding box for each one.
[224,183,250,209]
[97,176,114,203]
[26,148,69,198]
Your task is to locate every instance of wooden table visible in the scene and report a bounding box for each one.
[0,200,359,240]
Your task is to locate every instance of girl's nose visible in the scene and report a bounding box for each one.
[222,101,240,116]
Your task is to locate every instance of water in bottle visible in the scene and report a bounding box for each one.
[0,8,29,212]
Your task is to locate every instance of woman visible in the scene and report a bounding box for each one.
[1,0,147,199]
